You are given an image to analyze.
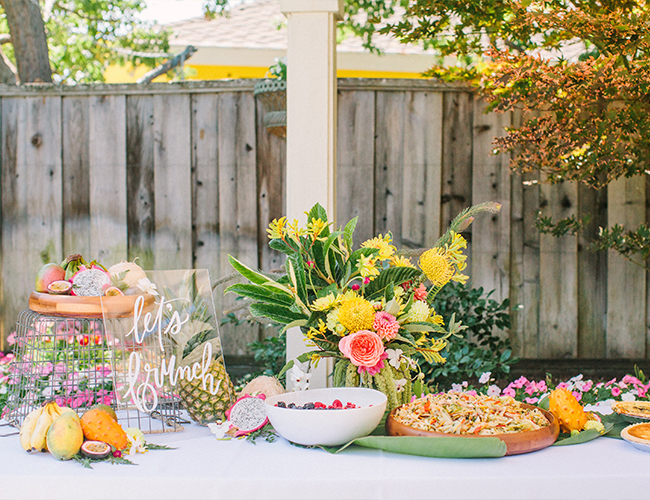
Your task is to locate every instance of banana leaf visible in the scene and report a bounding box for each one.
[321,435,506,458]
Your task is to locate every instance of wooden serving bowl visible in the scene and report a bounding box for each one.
[29,291,155,319]
[386,403,559,456]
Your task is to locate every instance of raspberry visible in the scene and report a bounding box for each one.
[314,402,326,409]
[330,399,343,409]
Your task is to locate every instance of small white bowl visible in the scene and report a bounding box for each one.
[265,387,387,446]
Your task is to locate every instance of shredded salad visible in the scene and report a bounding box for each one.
[392,392,550,435]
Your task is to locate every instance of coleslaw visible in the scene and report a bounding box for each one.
[392,392,550,435]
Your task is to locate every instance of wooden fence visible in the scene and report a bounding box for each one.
[0,79,647,362]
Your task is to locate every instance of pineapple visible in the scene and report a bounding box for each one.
[166,271,236,425]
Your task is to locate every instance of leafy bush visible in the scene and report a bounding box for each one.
[420,282,517,389]
[247,334,286,378]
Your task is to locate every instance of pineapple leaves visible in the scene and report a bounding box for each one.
[249,303,309,326]
[224,283,294,306]
[227,255,270,285]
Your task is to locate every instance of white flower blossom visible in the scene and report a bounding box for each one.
[487,385,501,397]
[208,420,233,439]
[290,359,311,391]
[137,277,159,296]
[386,348,403,370]
[395,378,407,393]
[479,372,492,384]
[451,383,464,393]
[622,392,636,402]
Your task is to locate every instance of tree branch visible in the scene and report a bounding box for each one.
[136,45,196,84]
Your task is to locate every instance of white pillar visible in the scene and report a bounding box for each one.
[280,0,342,390]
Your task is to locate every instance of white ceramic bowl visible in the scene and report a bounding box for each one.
[265,387,387,446]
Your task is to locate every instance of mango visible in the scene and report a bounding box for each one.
[35,263,66,293]
[46,412,84,461]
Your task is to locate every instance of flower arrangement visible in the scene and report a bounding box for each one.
[227,202,500,410]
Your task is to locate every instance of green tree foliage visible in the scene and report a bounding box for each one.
[380,0,650,264]
[0,0,170,84]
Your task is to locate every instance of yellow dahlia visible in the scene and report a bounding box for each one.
[361,234,396,261]
[338,297,376,333]
[401,300,430,323]
[419,248,454,287]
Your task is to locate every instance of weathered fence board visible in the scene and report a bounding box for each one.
[0,79,648,363]
[607,176,646,357]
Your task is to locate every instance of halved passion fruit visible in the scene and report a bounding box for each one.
[104,286,125,296]
[80,440,112,459]
[47,280,72,295]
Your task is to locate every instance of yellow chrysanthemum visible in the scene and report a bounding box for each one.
[401,300,430,323]
[361,233,396,261]
[357,254,380,278]
[267,217,287,239]
[337,297,376,333]
[419,248,454,287]
[389,255,415,268]
[310,293,341,311]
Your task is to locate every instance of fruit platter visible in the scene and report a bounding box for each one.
[30,254,156,318]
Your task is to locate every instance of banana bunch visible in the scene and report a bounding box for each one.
[19,401,74,452]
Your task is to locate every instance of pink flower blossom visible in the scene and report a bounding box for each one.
[363,277,371,285]
[556,382,569,390]
[513,376,528,389]
[351,284,360,291]
[582,380,593,392]
[525,397,539,404]
[503,387,516,398]
[605,378,617,388]
[611,386,621,397]
[465,390,478,397]
[413,284,428,301]
[638,385,649,399]
[524,383,536,395]
[6,332,16,345]
[357,352,388,376]
[572,391,582,402]
[622,375,642,386]
[618,382,628,389]
[373,311,400,340]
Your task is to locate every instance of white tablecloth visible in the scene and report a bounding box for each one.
[0,409,647,500]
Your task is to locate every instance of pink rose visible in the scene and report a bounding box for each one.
[339,330,385,370]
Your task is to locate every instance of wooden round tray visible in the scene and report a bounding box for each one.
[386,403,559,456]
[29,291,155,318]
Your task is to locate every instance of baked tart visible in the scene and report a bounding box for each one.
[612,401,650,423]
[621,423,650,452]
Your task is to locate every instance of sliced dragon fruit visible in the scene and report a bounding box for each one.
[225,394,268,436]
[70,265,112,296]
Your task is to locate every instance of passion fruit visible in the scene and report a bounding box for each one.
[47,280,72,295]
[104,286,124,297]
[80,440,112,459]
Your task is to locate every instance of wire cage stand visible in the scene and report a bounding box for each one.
[4,309,184,434]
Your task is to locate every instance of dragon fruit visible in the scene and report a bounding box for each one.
[70,265,112,296]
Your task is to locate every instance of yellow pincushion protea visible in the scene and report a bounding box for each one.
[337,296,376,333]
[419,248,454,287]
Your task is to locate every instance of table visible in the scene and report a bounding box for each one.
[0,406,647,500]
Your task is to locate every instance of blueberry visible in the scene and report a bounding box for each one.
[288,402,297,408]
[276,401,286,408]
[303,402,315,409]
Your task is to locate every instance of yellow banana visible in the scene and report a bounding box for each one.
[48,401,64,418]
[19,407,44,452]
[30,404,55,452]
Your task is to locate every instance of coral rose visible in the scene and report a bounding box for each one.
[339,330,385,370]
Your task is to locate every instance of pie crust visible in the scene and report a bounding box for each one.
[611,401,650,420]
[621,423,650,445]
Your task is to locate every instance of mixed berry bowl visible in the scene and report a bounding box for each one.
[265,387,387,446]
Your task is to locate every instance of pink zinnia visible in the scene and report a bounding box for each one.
[373,311,400,340]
